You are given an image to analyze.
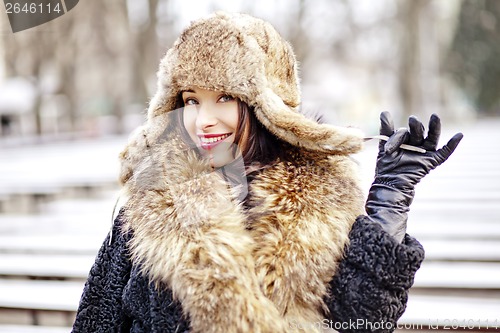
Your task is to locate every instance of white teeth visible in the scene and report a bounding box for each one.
[201,133,230,144]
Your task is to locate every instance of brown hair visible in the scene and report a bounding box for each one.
[234,100,285,170]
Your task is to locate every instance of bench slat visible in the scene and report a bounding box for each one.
[418,239,500,261]
[0,214,110,235]
[407,220,500,240]
[0,325,71,333]
[0,280,83,312]
[413,262,500,289]
[0,254,94,279]
[0,235,104,255]
[400,295,500,326]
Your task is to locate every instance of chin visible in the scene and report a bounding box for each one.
[202,142,237,168]
[210,154,235,168]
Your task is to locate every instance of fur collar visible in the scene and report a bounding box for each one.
[120,129,364,333]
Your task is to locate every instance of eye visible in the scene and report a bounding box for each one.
[218,95,235,103]
[184,98,198,106]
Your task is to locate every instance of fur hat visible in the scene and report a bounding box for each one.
[146,11,363,155]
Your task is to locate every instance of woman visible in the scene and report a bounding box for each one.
[72,12,462,333]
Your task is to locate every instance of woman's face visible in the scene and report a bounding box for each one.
[182,87,240,168]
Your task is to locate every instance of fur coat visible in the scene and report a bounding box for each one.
[72,121,425,333]
[72,12,425,333]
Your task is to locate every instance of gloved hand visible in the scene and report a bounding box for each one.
[366,112,463,243]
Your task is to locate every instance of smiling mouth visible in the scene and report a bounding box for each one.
[198,133,232,149]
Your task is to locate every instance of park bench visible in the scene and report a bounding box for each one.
[403,260,500,330]
[0,212,106,328]
[0,137,121,215]
[0,279,82,328]
[0,249,95,327]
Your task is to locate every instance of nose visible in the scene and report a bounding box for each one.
[195,103,218,131]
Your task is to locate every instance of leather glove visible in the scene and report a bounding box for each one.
[365,111,463,243]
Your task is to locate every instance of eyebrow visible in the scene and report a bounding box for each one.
[182,89,195,94]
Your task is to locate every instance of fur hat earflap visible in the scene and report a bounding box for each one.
[147,11,363,155]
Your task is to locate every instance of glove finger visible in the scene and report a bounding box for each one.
[385,128,409,154]
[408,116,425,147]
[434,132,464,165]
[423,114,441,151]
[380,111,395,136]
[379,111,395,153]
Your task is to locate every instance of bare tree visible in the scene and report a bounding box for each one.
[445,0,500,115]
[397,0,432,120]
[0,0,161,137]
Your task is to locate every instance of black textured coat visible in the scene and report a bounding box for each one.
[72,214,424,333]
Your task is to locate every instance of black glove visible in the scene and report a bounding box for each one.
[365,112,463,243]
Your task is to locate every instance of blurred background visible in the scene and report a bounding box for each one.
[0,0,499,332]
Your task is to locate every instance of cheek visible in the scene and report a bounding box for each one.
[220,104,239,131]
[182,108,198,142]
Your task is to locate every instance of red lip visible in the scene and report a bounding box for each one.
[197,132,233,150]
[197,133,232,139]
